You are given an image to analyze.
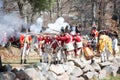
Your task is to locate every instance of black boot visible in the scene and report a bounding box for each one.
[58,60,61,64]
[40,59,42,62]
[20,59,23,64]
[90,59,95,64]
[24,59,27,64]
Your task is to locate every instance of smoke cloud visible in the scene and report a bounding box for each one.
[30,17,43,33]
[0,0,25,46]
[44,17,70,34]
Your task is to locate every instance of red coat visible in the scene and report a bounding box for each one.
[26,35,32,43]
[44,36,52,44]
[51,36,60,49]
[91,30,98,38]
[74,35,82,42]
[20,34,25,44]
[55,35,64,46]
[38,36,44,42]
[20,34,32,48]
[37,35,44,44]
[52,41,58,49]
[37,35,44,49]
[60,33,73,44]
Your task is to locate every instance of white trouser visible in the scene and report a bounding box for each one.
[38,48,42,57]
[101,50,110,62]
[36,44,42,56]
[57,50,62,60]
[52,49,62,61]
[42,53,48,63]
[33,43,43,57]
[61,48,67,62]
[76,48,82,56]
[101,51,107,62]
[21,43,29,60]
[64,42,74,51]
[67,51,74,60]
[52,53,57,61]
[76,42,83,48]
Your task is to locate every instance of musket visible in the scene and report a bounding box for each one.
[48,28,61,33]
[19,32,58,37]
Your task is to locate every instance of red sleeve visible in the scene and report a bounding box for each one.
[29,36,32,41]
[42,36,44,40]
[60,36,67,41]
[95,31,99,37]
[73,36,76,41]
[45,37,51,44]
[55,36,60,41]
[38,36,43,41]
[20,35,24,43]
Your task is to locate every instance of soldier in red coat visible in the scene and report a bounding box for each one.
[60,32,74,60]
[90,27,99,51]
[20,34,25,48]
[20,33,32,64]
[91,27,98,42]
[42,35,52,63]
[52,35,60,54]
[56,33,67,62]
[74,32,83,58]
[33,34,45,62]
[37,34,44,55]
[50,35,62,64]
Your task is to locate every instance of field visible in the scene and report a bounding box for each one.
[0,46,40,68]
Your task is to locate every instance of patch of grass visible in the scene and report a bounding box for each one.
[102,76,120,80]
[2,56,40,66]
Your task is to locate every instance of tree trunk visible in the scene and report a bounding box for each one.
[113,1,116,13]
[98,0,105,31]
[57,0,62,17]
[91,0,96,24]
[49,0,52,21]
[17,0,24,16]
[98,1,101,31]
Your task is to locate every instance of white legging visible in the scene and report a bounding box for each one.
[101,49,110,62]
[21,43,30,60]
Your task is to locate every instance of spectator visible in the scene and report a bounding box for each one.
[112,32,119,57]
